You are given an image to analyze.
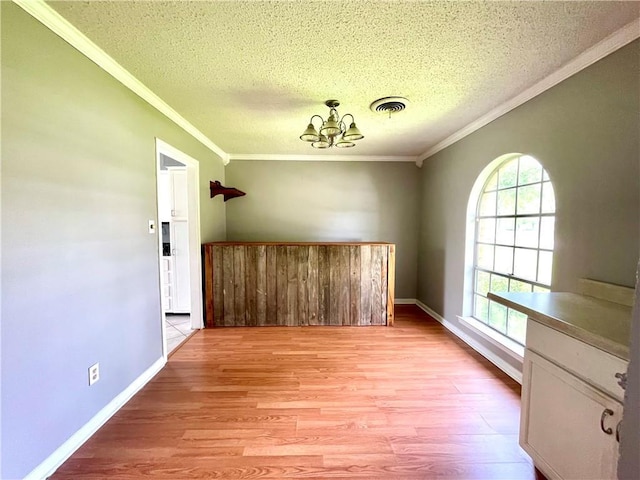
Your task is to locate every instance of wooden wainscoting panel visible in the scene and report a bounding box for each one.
[360,245,372,326]
[307,245,319,325]
[297,246,310,327]
[387,244,396,326]
[256,245,267,326]
[286,246,298,327]
[276,246,288,326]
[328,246,341,326]
[211,245,224,327]
[222,246,235,327]
[203,244,214,328]
[203,243,395,327]
[245,246,258,327]
[338,246,351,326]
[349,245,361,326]
[265,245,277,326]
[233,245,246,325]
[370,245,384,326]
[317,245,330,326]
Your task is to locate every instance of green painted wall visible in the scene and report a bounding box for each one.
[225,160,420,298]
[417,39,639,365]
[1,3,225,478]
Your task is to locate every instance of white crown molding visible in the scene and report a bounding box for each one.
[228,153,419,163]
[418,17,640,163]
[14,0,230,165]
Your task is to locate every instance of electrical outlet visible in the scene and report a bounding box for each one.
[88,362,100,386]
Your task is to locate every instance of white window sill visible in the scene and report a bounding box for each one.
[457,316,524,361]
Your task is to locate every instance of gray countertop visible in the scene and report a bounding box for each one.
[487,292,632,360]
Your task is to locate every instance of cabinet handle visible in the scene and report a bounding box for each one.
[600,409,614,435]
[615,372,627,390]
[616,421,621,443]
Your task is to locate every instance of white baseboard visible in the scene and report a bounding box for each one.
[25,357,166,480]
[394,298,417,305]
[415,300,522,384]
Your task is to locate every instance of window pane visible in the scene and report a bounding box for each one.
[534,286,550,293]
[515,217,539,248]
[538,251,553,285]
[475,295,489,323]
[475,270,490,296]
[477,244,494,270]
[479,191,496,216]
[477,218,496,243]
[540,217,555,250]
[488,301,507,333]
[509,279,533,293]
[543,170,550,181]
[507,309,527,344]
[497,189,516,216]
[514,248,537,281]
[518,156,542,185]
[490,274,509,293]
[498,160,518,189]
[517,183,541,214]
[496,217,515,245]
[541,182,556,213]
[485,173,498,192]
[494,246,513,274]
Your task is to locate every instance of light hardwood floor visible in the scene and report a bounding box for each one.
[52,305,543,479]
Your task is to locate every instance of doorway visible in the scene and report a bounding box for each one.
[155,139,203,357]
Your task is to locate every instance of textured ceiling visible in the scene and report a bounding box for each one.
[49,1,639,159]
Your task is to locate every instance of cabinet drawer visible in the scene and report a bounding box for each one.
[527,320,627,401]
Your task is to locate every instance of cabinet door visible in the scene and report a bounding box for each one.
[170,169,188,220]
[171,220,191,313]
[160,257,172,311]
[521,351,622,480]
[157,171,172,222]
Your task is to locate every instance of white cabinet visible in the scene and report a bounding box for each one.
[158,167,190,314]
[168,168,188,220]
[158,168,188,220]
[160,256,173,311]
[170,220,191,313]
[158,171,172,222]
[521,320,627,480]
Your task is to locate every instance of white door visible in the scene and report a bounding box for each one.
[171,220,191,313]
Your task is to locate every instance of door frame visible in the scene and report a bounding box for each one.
[155,138,204,358]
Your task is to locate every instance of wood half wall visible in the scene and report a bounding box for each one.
[203,242,395,327]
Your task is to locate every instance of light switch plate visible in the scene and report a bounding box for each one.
[148,220,156,234]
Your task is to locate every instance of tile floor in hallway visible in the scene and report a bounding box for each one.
[165,314,193,353]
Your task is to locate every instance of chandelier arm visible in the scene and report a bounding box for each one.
[341,113,355,124]
[309,114,324,126]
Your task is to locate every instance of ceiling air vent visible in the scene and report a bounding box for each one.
[370,96,409,114]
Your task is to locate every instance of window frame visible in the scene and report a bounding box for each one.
[470,154,555,346]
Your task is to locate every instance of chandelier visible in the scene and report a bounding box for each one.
[299,100,364,149]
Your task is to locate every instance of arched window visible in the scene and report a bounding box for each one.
[471,154,555,345]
